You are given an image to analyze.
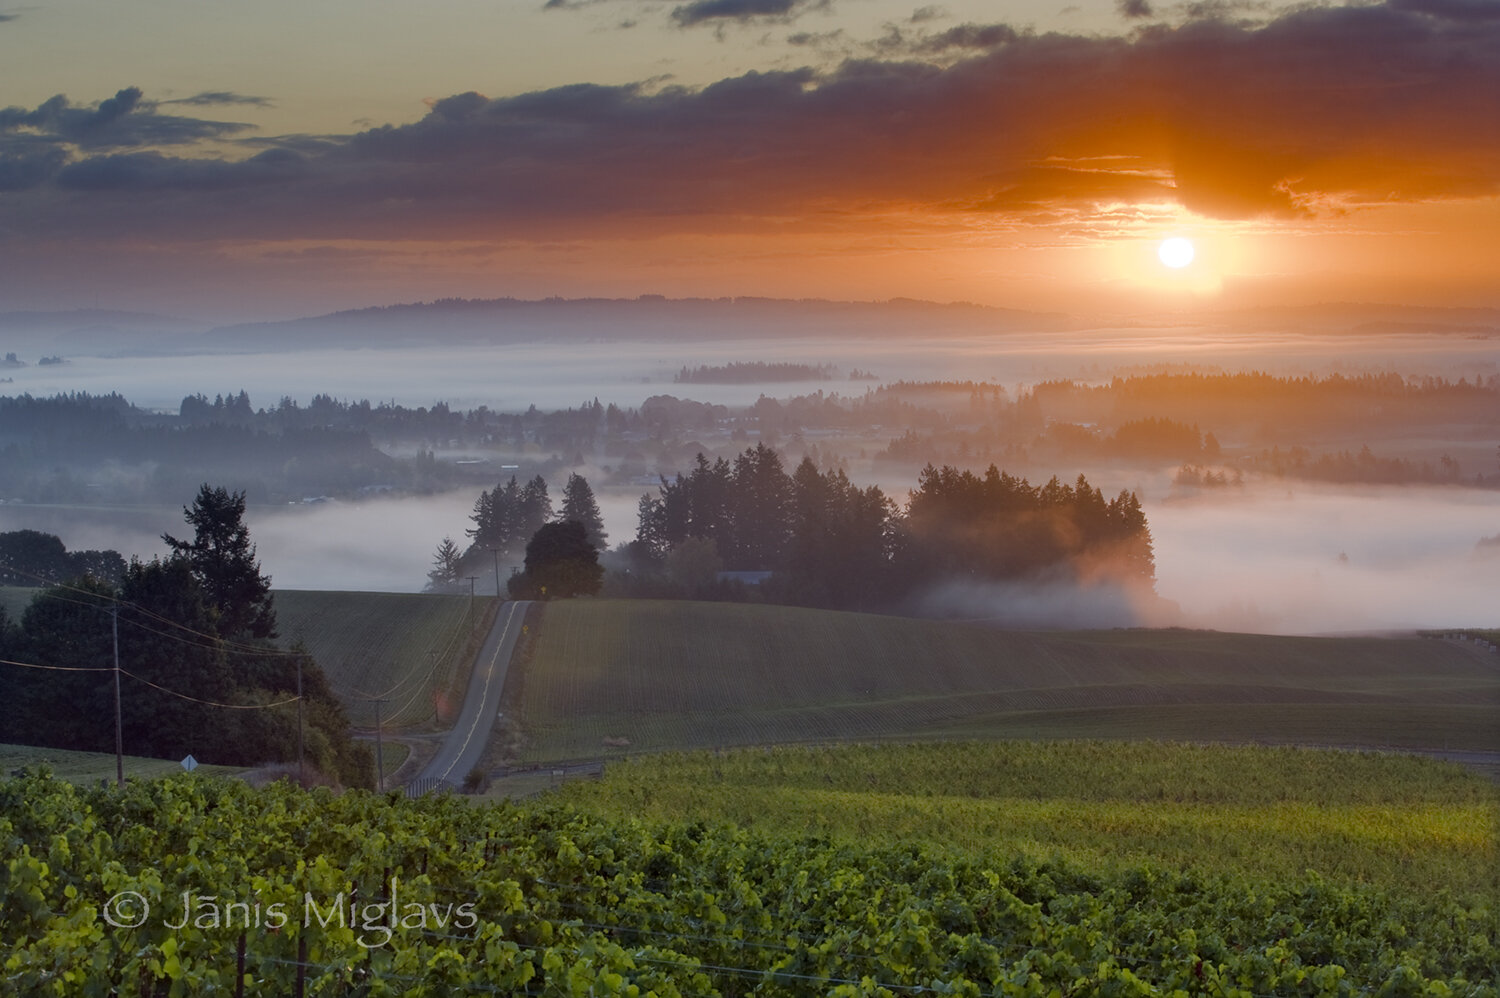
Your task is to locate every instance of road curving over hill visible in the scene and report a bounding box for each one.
[412,599,530,790]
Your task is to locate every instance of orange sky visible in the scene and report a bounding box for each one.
[0,0,1496,320]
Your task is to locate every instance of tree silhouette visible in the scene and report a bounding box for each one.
[162,484,276,640]
[560,473,608,550]
[511,521,603,600]
[425,536,464,593]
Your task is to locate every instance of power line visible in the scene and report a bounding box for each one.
[119,669,301,710]
[0,656,112,673]
[0,654,301,710]
[1,562,307,658]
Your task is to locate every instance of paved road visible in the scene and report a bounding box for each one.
[414,600,530,788]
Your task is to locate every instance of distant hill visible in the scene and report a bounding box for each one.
[201,295,1073,351]
[0,309,206,356]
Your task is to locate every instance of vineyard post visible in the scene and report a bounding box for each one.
[111,604,122,788]
[370,696,390,791]
[296,655,304,787]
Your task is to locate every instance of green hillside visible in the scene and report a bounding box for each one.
[511,600,1500,761]
[0,742,240,783]
[273,589,484,728]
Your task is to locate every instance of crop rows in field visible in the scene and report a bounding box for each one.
[4,763,1496,996]
[512,600,1500,761]
[556,741,1500,902]
[273,590,478,728]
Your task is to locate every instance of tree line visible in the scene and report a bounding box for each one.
[427,472,607,594]
[619,444,1155,611]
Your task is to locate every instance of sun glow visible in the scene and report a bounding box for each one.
[1158,237,1195,269]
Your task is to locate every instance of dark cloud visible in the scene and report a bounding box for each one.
[671,0,821,27]
[164,92,275,108]
[4,1,1497,245]
[0,87,253,150]
[912,22,1020,51]
[909,5,947,23]
[1118,0,1154,18]
[787,28,844,45]
[0,13,21,22]
[1390,0,1500,19]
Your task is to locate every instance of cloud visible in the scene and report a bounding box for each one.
[1117,0,1154,18]
[2,1,1496,247]
[0,87,253,151]
[0,13,20,22]
[1390,0,1500,20]
[908,22,1019,51]
[164,92,275,108]
[671,0,825,27]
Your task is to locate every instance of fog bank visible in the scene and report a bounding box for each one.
[1149,483,1500,633]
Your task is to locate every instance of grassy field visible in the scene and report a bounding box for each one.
[274,589,486,728]
[557,741,1500,902]
[510,600,1500,761]
[0,742,242,783]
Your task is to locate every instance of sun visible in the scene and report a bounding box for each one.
[1158,236,1195,269]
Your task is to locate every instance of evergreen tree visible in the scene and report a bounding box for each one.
[728,443,793,569]
[519,475,553,541]
[162,485,276,640]
[425,536,464,593]
[560,473,608,550]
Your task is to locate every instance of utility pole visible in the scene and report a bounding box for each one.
[466,576,479,630]
[296,656,304,786]
[489,548,500,597]
[111,605,123,788]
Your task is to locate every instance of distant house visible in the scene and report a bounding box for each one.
[715,570,773,586]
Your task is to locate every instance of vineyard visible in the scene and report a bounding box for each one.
[274,590,481,728]
[555,741,1500,901]
[511,600,1500,761]
[3,752,1497,996]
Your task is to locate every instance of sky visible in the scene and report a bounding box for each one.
[2,0,1498,321]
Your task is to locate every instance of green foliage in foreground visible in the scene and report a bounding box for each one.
[556,742,1500,902]
[3,755,1497,996]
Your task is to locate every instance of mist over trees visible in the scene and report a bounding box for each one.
[463,474,552,564]
[3,368,1493,518]
[621,444,1154,611]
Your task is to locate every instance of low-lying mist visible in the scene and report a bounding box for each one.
[6,327,1497,413]
[6,480,1492,635]
[1149,482,1500,633]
